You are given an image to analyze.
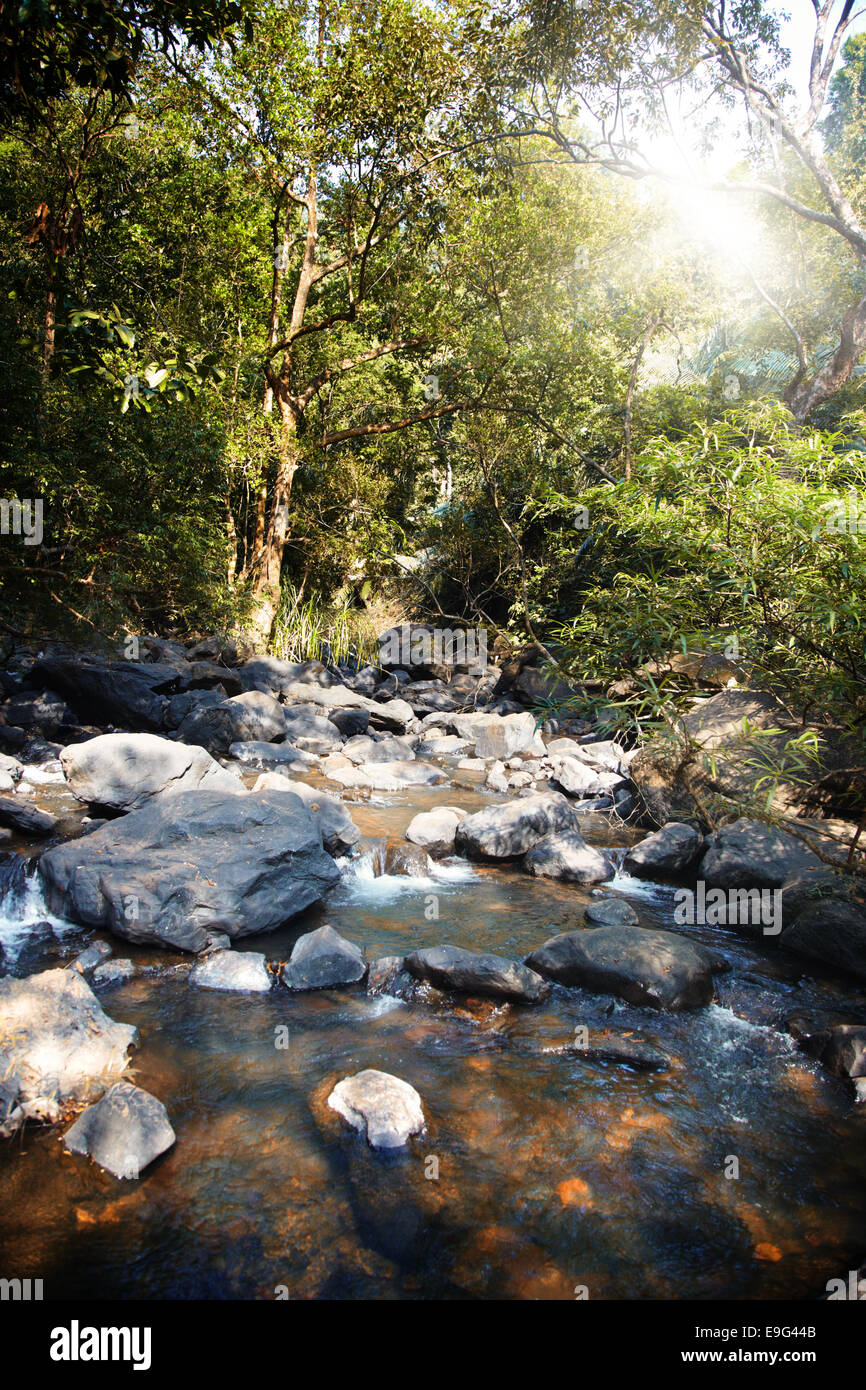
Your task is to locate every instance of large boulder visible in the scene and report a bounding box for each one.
[781,900,866,982]
[454,791,578,860]
[523,830,615,884]
[178,690,286,755]
[60,732,241,811]
[548,755,608,797]
[526,925,715,1011]
[327,1069,425,1149]
[404,944,549,1003]
[62,1082,175,1180]
[26,656,183,731]
[0,967,138,1114]
[451,711,544,760]
[342,734,415,764]
[623,822,704,880]
[325,759,446,791]
[405,806,466,857]
[700,818,825,889]
[251,773,360,855]
[39,789,341,952]
[280,924,367,991]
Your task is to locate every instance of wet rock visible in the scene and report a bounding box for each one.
[281,924,367,991]
[700,818,825,889]
[800,1024,866,1080]
[40,789,341,953]
[62,1082,175,1179]
[251,774,360,855]
[526,925,715,1011]
[327,1069,425,1149]
[91,959,136,988]
[0,795,57,837]
[405,944,549,1004]
[60,732,240,811]
[584,897,639,926]
[454,791,578,859]
[572,1029,671,1071]
[178,690,287,755]
[325,760,446,791]
[523,830,615,884]
[405,806,466,857]
[189,949,272,992]
[69,939,113,977]
[0,966,137,1110]
[781,900,866,982]
[623,822,704,879]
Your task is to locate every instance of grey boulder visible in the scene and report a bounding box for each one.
[189,949,272,992]
[281,924,367,991]
[39,789,341,952]
[405,944,549,1003]
[405,806,466,856]
[700,818,825,889]
[526,925,715,1011]
[454,791,578,859]
[328,1069,425,1150]
[252,773,360,855]
[178,690,286,755]
[523,830,615,884]
[623,822,704,879]
[60,732,241,811]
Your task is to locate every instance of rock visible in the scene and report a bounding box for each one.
[39,789,341,952]
[417,735,470,756]
[523,830,615,884]
[451,711,544,760]
[62,1082,175,1179]
[0,967,138,1110]
[251,774,360,855]
[781,900,866,982]
[454,791,579,859]
[281,924,367,991]
[572,1030,671,1071]
[325,760,446,791]
[584,897,639,926]
[404,944,549,1003]
[229,740,313,768]
[281,706,342,752]
[526,925,715,1011]
[512,665,584,705]
[800,1024,866,1079]
[623,822,704,879]
[189,949,272,992]
[342,734,416,764]
[549,755,607,797]
[165,687,227,730]
[547,738,629,775]
[328,708,370,738]
[68,940,113,976]
[700,818,824,889]
[0,795,58,837]
[60,732,240,811]
[178,690,287,754]
[27,656,181,730]
[3,688,76,731]
[327,1069,425,1149]
[91,959,136,988]
[405,806,466,857]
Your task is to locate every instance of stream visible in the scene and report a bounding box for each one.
[1,765,865,1300]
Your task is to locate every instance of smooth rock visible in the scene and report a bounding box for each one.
[523,830,615,883]
[526,925,715,1011]
[623,822,704,879]
[189,949,271,992]
[405,944,549,1003]
[63,1082,175,1179]
[454,791,578,859]
[328,1069,425,1149]
[60,732,240,811]
[405,806,466,857]
[281,924,367,991]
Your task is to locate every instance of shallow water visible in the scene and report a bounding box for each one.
[1,776,865,1300]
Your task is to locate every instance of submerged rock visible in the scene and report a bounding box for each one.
[584,897,639,926]
[62,1082,175,1179]
[189,949,272,993]
[60,731,240,811]
[572,1029,671,1071]
[327,1069,425,1149]
[281,924,367,991]
[523,830,615,884]
[39,789,341,953]
[526,925,715,1011]
[405,944,550,1004]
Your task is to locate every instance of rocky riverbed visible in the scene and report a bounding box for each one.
[0,633,865,1299]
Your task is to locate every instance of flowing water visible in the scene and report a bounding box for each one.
[1,773,865,1300]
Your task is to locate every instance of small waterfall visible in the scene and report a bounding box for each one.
[338,840,477,899]
[0,855,76,968]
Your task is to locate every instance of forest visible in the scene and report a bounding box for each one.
[1,0,866,1314]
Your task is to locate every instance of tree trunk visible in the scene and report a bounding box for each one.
[249,395,300,643]
[785,289,866,422]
